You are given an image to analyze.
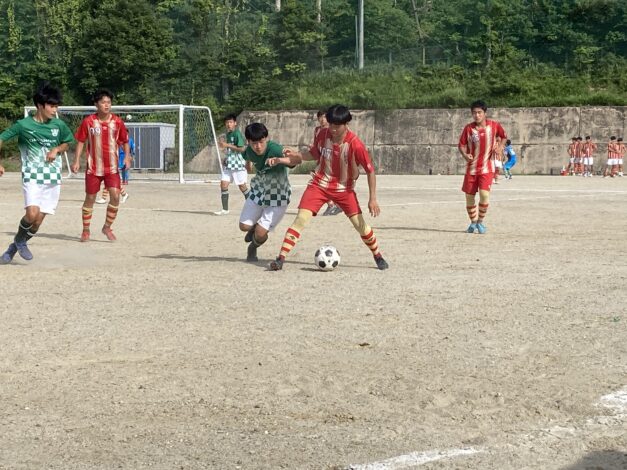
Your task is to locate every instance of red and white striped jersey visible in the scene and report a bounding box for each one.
[582,140,597,157]
[75,113,129,176]
[618,143,626,157]
[308,128,374,192]
[458,119,506,175]
[607,142,620,158]
[568,142,576,157]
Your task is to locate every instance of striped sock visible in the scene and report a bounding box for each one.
[243,189,250,199]
[82,206,93,232]
[478,203,489,222]
[14,217,33,243]
[466,204,478,222]
[102,188,109,200]
[278,227,301,260]
[361,229,381,257]
[105,204,119,227]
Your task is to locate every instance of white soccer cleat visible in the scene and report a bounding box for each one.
[95,197,107,204]
[121,193,129,203]
[213,209,230,215]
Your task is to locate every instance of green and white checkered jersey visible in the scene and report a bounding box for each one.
[0,116,74,184]
[224,129,246,170]
[244,140,291,207]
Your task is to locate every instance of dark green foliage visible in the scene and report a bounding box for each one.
[0,0,624,120]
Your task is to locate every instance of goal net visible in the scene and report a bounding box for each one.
[23,104,223,183]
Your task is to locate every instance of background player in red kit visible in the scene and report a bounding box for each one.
[268,104,389,271]
[458,100,506,234]
[71,89,131,242]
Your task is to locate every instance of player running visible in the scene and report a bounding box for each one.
[0,82,74,264]
[268,104,389,271]
[458,100,507,234]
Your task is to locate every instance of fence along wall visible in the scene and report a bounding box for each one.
[239,107,626,175]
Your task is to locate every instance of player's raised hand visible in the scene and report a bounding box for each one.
[368,198,381,217]
[283,147,299,158]
[267,157,283,167]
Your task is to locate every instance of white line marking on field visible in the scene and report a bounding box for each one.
[599,387,627,416]
[346,447,482,470]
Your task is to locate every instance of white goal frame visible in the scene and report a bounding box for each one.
[24,104,222,183]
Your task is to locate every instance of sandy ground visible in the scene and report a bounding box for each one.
[0,173,625,470]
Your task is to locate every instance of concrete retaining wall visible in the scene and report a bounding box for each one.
[236,107,626,175]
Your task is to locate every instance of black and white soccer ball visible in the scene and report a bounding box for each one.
[314,245,340,271]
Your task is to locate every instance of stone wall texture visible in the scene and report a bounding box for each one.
[235,107,626,175]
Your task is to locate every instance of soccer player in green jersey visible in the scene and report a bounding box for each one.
[0,82,74,264]
[214,113,250,215]
[238,123,295,262]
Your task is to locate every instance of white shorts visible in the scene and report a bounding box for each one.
[618,159,624,165]
[239,198,288,231]
[608,159,617,166]
[583,157,593,166]
[569,157,575,164]
[23,181,61,215]
[220,168,248,186]
[494,160,503,169]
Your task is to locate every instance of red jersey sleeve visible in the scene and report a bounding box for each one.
[117,119,129,145]
[74,117,90,143]
[308,127,326,161]
[458,124,471,149]
[495,121,507,140]
[353,139,375,174]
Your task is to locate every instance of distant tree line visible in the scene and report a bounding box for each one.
[0,0,625,120]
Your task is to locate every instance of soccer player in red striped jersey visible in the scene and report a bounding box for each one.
[268,104,389,270]
[71,89,131,242]
[617,137,625,177]
[458,100,507,234]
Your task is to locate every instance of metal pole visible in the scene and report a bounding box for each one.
[358,0,364,69]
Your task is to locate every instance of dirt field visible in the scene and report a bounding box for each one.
[0,173,625,470]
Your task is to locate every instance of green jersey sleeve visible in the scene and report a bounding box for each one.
[0,121,22,142]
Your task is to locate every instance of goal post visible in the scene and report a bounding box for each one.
[23,104,223,183]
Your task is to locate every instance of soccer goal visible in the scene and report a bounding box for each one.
[23,104,223,183]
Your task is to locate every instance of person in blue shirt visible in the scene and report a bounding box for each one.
[503,139,517,179]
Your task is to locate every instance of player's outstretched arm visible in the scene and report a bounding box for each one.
[366,172,380,217]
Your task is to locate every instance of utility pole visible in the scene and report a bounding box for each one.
[358,0,364,69]
[410,0,428,65]
[275,0,281,12]
[316,0,321,23]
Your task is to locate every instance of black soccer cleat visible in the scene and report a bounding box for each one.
[246,242,258,262]
[375,256,389,270]
[269,257,283,271]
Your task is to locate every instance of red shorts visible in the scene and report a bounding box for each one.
[85,172,121,195]
[462,172,493,195]
[298,184,362,217]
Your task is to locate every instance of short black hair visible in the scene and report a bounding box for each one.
[610,136,616,140]
[224,113,238,123]
[585,135,591,139]
[92,88,114,103]
[577,136,583,140]
[33,81,63,106]
[326,104,352,125]
[470,100,487,112]
[316,109,327,118]
[506,139,512,146]
[245,122,268,142]
[618,137,623,142]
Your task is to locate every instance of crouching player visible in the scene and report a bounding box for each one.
[268,104,389,271]
[239,123,295,262]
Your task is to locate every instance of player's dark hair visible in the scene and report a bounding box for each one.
[470,100,487,112]
[224,113,238,122]
[316,109,327,118]
[326,104,352,124]
[618,137,623,142]
[585,135,591,139]
[610,136,616,140]
[33,81,63,106]
[92,88,114,103]
[577,136,583,140]
[245,122,268,141]
[506,139,511,146]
